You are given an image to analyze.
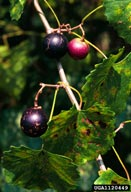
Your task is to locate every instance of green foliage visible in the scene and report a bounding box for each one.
[103,0,131,44]
[0,40,35,100]
[9,0,27,20]
[82,48,131,114]
[0,108,22,150]
[2,146,79,192]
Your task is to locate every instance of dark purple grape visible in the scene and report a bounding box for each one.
[43,33,68,59]
[20,106,48,137]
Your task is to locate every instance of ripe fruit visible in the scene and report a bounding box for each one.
[20,106,48,137]
[43,32,68,59]
[67,38,90,60]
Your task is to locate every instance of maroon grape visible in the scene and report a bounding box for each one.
[67,38,90,60]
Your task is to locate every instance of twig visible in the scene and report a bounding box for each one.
[34,0,53,34]
[115,122,125,133]
[96,154,106,171]
[115,120,131,133]
[57,62,80,111]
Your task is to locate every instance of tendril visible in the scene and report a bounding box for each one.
[112,146,130,181]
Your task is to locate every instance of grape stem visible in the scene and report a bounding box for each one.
[34,82,82,109]
[34,84,46,107]
[33,0,106,172]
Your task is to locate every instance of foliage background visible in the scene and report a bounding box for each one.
[0,0,131,191]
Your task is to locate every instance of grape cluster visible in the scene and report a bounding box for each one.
[43,32,90,60]
[20,33,90,137]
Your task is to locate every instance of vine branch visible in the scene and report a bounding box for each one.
[57,62,81,110]
[33,0,106,171]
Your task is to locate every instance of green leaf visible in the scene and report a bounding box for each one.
[94,168,131,192]
[2,145,79,192]
[9,0,26,20]
[43,104,116,164]
[103,0,131,43]
[82,49,131,114]
[74,104,115,163]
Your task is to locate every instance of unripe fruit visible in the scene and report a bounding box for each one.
[20,106,48,137]
[67,38,90,60]
[43,33,68,59]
